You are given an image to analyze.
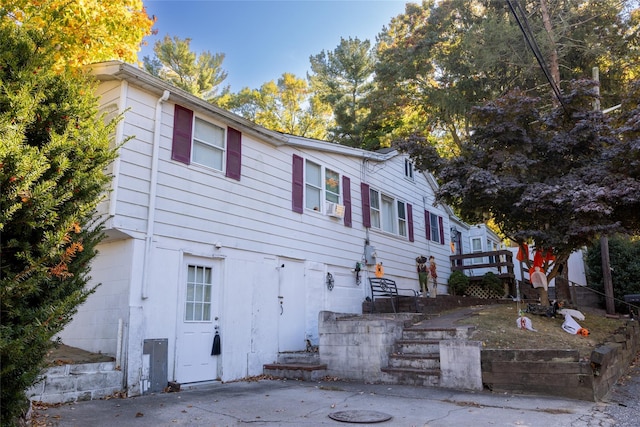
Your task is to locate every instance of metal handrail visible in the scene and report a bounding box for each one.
[567,282,640,316]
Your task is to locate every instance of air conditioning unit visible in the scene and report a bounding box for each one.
[325,202,345,219]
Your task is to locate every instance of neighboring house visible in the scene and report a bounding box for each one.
[58,61,462,396]
[508,247,588,288]
[461,224,505,276]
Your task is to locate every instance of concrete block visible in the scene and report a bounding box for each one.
[590,345,614,366]
[45,376,77,393]
[76,371,123,391]
[440,340,482,391]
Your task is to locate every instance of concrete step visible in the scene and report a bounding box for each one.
[395,339,440,354]
[402,328,462,340]
[380,367,440,387]
[263,363,327,381]
[388,353,440,370]
[277,351,320,365]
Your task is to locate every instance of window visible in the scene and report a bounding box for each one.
[292,155,351,226]
[424,210,445,244]
[471,237,483,265]
[305,161,322,211]
[367,187,413,239]
[404,159,414,180]
[304,161,341,212]
[369,188,380,228]
[325,169,340,203]
[185,265,213,322]
[171,105,242,180]
[381,195,395,233]
[397,201,407,237]
[193,118,225,170]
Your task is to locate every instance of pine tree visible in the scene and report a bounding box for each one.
[0,23,118,424]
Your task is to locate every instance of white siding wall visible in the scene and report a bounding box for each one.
[71,75,462,389]
[57,239,133,355]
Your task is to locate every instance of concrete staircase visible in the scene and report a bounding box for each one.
[381,323,475,387]
[263,351,328,381]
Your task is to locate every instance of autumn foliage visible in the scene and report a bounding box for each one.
[0,2,145,424]
[3,0,155,69]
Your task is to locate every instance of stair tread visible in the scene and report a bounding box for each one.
[382,367,441,375]
[263,363,327,371]
[389,353,439,359]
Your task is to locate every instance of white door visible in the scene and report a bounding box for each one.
[278,258,306,352]
[175,261,221,383]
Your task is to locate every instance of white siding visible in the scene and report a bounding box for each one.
[68,64,476,392]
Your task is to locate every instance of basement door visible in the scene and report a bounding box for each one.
[277,258,306,352]
[175,260,221,384]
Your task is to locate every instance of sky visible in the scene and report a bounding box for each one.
[139,0,409,92]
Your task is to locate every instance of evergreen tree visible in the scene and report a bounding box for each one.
[143,35,228,101]
[309,37,377,148]
[0,23,118,424]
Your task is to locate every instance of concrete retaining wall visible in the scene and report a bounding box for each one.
[482,320,640,401]
[318,311,419,382]
[27,362,123,404]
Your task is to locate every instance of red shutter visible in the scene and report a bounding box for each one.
[439,216,445,244]
[425,210,431,241]
[292,154,304,213]
[407,203,414,242]
[342,176,352,227]
[225,127,242,181]
[172,105,193,164]
[361,183,371,228]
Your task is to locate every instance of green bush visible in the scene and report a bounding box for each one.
[481,272,505,297]
[448,271,470,296]
[585,235,640,313]
[0,24,117,424]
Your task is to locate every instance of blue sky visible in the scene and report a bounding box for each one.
[139,0,408,91]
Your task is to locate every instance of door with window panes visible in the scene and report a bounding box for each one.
[175,261,221,383]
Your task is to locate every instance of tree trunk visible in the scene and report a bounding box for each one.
[554,262,573,307]
[601,236,616,314]
[538,287,550,306]
[539,0,560,87]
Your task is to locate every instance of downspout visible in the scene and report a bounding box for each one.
[109,81,129,218]
[141,90,171,299]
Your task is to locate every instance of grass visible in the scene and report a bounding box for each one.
[459,303,631,359]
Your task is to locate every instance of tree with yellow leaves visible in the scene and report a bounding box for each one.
[2,0,154,69]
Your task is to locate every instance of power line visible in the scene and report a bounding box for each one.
[506,0,569,114]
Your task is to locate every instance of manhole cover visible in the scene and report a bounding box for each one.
[328,410,392,423]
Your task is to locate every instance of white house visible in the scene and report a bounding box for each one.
[58,61,464,396]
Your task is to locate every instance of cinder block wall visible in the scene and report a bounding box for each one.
[27,362,123,404]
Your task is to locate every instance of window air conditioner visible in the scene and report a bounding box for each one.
[325,202,345,219]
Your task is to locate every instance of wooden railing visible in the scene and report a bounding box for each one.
[449,250,515,283]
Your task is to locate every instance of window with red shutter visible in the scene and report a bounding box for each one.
[342,176,352,227]
[292,154,304,213]
[172,105,193,164]
[361,183,371,228]
[225,127,242,180]
[425,210,431,240]
[407,204,414,242]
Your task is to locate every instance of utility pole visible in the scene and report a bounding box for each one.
[593,66,616,315]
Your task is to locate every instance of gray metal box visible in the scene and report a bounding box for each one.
[143,339,168,394]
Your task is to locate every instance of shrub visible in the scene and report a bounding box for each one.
[585,235,640,313]
[482,272,505,297]
[448,271,470,296]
